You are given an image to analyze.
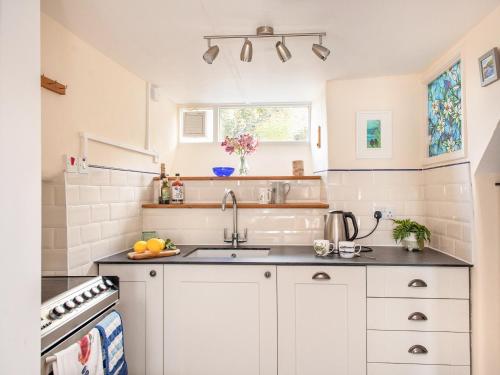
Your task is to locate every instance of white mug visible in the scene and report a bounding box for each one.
[258,187,273,204]
[313,239,334,257]
[338,241,362,258]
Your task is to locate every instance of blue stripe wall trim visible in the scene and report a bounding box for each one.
[313,161,470,174]
[89,164,159,175]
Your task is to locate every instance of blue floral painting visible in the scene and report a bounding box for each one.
[427,61,462,157]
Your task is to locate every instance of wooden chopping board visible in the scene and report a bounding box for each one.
[127,248,181,260]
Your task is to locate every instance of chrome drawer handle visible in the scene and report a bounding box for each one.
[408,312,428,321]
[408,345,428,354]
[408,279,427,288]
[312,272,331,280]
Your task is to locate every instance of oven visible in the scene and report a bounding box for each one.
[40,276,119,374]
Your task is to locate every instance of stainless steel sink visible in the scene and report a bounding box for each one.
[185,247,270,258]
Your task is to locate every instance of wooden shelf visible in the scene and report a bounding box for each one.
[153,175,321,181]
[142,202,329,209]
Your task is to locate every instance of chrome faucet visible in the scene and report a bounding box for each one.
[221,189,247,248]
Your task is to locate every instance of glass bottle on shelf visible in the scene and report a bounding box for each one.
[160,175,170,204]
[171,173,184,204]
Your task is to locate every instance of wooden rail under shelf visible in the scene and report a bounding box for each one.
[152,175,321,181]
[142,202,329,209]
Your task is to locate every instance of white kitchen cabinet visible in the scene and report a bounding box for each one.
[277,266,366,375]
[99,264,164,375]
[163,265,277,375]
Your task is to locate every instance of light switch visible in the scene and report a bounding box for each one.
[65,154,78,173]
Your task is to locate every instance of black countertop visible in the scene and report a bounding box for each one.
[96,245,471,267]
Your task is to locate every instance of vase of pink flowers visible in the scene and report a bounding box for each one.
[221,133,258,176]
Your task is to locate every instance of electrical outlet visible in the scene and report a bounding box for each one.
[65,154,78,173]
[78,157,89,174]
[380,208,394,220]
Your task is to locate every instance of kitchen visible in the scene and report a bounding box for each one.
[1,0,500,374]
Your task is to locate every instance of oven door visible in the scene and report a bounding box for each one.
[41,308,116,375]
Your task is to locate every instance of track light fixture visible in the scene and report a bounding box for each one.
[202,26,329,64]
[202,39,219,64]
[275,37,292,63]
[312,35,331,61]
[240,38,253,62]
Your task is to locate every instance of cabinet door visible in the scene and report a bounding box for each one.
[164,265,277,375]
[278,266,366,375]
[99,264,164,375]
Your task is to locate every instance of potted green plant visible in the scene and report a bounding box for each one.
[392,219,431,251]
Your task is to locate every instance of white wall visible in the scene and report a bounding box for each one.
[41,14,178,180]
[0,0,41,373]
[326,74,425,169]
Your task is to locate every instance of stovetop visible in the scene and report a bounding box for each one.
[42,277,96,304]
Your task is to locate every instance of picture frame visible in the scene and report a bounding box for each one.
[478,47,500,87]
[424,56,466,165]
[355,111,392,159]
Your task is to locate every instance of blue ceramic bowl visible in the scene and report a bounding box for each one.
[212,167,235,177]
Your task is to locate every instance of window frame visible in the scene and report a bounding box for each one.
[217,103,312,143]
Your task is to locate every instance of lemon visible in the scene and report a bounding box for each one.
[133,241,147,253]
[146,238,165,254]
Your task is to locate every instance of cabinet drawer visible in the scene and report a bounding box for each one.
[368,363,469,375]
[367,330,470,365]
[367,298,469,332]
[367,266,469,298]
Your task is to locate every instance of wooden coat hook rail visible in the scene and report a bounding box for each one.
[41,75,67,95]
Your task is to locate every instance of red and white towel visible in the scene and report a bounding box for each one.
[52,328,104,375]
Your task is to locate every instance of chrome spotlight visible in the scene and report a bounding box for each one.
[312,35,330,61]
[276,37,291,62]
[240,38,253,62]
[203,39,219,64]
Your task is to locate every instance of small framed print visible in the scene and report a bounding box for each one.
[479,47,500,87]
[356,111,392,159]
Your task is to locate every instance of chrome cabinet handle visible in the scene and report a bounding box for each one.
[312,272,331,280]
[408,312,428,321]
[150,270,157,277]
[408,345,428,354]
[408,279,427,288]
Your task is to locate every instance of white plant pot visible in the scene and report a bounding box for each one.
[404,233,420,252]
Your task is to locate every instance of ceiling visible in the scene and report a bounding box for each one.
[41,0,500,104]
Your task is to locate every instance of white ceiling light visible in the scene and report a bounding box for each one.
[202,25,329,64]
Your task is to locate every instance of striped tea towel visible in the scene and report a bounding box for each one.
[96,311,128,375]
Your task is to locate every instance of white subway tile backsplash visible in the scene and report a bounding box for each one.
[101,221,121,239]
[65,172,89,186]
[79,186,100,204]
[119,187,135,202]
[100,186,120,203]
[126,172,143,187]
[110,203,129,220]
[91,204,110,222]
[65,185,80,205]
[81,223,101,243]
[110,170,128,186]
[90,239,110,260]
[67,206,90,226]
[42,249,67,271]
[67,226,81,247]
[88,168,110,186]
[108,236,126,253]
[68,245,91,269]
[446,222,463,240]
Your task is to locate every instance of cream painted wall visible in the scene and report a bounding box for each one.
[310,86,329,172]
[0,0,41,373]
[326,74,425,169]
[172,142,313,176]
[421,5,500,374]
[41,14,177,180]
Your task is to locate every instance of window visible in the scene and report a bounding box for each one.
[218,104,310,142]
[179,108,213,143]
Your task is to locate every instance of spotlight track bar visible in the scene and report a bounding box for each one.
[203,32,326,40]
